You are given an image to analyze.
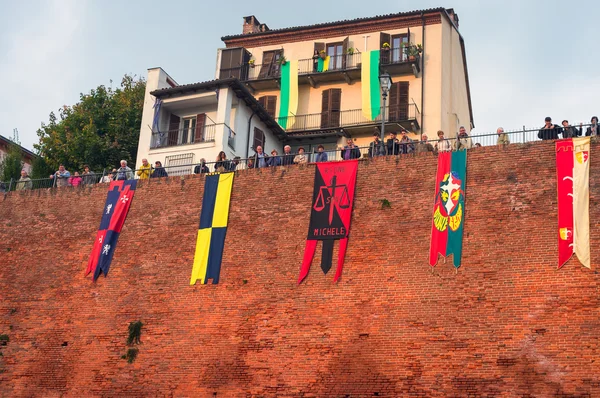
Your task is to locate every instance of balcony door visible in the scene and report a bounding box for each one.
[392,34,409,63]
[388,82,409,122]
[320,88,341,129]
[258,50,283,79]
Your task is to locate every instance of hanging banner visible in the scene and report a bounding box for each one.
[361,50,381,121]
[278,59,298,129]
[190,173,234,285]
[556,137,590,269]
[298,160,358,283]
[85,180,137,281]
[429,150,467,268]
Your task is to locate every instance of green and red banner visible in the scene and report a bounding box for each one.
[429,150,467,268]
[298,160,358,283]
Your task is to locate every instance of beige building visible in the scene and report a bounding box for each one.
[136,7,474,169]
[219,7,473,154]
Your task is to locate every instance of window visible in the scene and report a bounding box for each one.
[326,42,344,70]
[181,117,196,144]
[165,153,195,176]
[258,96,277,118]
[388,82,410,122]
[391,34,409,63]
[253,127,265,151]
[320,88,342,129]
[258,50,283,79]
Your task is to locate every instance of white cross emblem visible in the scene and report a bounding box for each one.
[120,195,129,204]
[106,204,113,214]
[102,244,111,255]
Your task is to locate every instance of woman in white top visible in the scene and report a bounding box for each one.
[294,147,308,164]
[434,130,452,152]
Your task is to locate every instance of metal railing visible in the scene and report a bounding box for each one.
[276,103,421,132]
[150,124,216,149]
[380,48,420,66]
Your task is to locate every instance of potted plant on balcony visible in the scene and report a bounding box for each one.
[248,59,255,68]
[381,42,390,51]
[277,55,287,66]
[403,43,423,61]
[346,47,355,55]
[319,49,327,60]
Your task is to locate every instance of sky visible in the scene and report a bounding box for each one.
[1,0,599,151]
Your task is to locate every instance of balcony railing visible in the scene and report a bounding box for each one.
[226,50,418,85]
[150,124,216,149]
[275,103,421,132]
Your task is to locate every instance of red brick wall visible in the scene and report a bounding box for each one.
[1,141,600,397]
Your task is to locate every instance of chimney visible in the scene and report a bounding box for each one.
[243,16,264,34]
[445,8,459,28]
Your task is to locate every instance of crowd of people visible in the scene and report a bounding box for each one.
[6,116,599,192]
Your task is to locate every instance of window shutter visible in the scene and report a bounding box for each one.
[388,82,409,122]
[320,89,330,128]
[253,127,265,150]
[168,114,180,146]
[259,51,275,78]
[342,37,349,69]
[219,48,243,79]
[398,82,409,120]
[330,88,341,127]
[380,32,391,65]
[194,113,206,143]
[258,96,277,118]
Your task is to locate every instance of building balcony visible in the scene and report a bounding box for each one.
[150,124,216,150]
[225,50,420,90]
[276,102,421,137]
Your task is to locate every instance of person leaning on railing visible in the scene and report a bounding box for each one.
[538,117,562,140]
[585,116,599,137]
[16,170,32,191]
[282,145,295,166]
[82,165,96,185]
[455,126,473,150]
[194,158,210,174]
[386,132,400,155]
[340,139,361,160]
[294,147,308,164]
[116,160,134,181]
[434,130,452,153]
[314,145,328,162]
[50,165,71,187]
[496,127,510,146]
[368,132,386,158]
[268,150,282,166]
[136,158,152,180]
[151,161,168,178]
[399,130,415,154]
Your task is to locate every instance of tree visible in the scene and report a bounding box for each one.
[0,143,24,184]
[35,75,146,173]
[29,156,53,179]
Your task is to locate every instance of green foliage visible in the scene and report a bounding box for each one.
[29,156,54,179]
[380,198,392,209]
[127,320,143,345]
[121,347,139,363]
[34,74,146,173]
[0,143,24,183]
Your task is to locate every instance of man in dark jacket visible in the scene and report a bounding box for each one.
[561,120,582,138]
[340,138,361,160]
[386,132,400,155]
[281,145,295,166]
[193,159,210,174]
[151,161,169,178]
[368,132,386,158]
[585,116,599,137]
[538,117,563,140]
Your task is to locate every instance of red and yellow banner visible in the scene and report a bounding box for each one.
[556,137,590,268]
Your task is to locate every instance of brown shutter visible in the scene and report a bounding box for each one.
[330,88,341,127]
[342,37,349,69]
[388,82,409,122]
[168,114,180,146]
[194,113,206,143]
[398,82,409,120]
[258,96,277,118]
[253,127,265,150]
[219,48,243,79]
[380,32,391,65]
[259,51,275,78]
[320,89,330,128]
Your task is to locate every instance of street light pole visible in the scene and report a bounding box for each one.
[378,72,392,143]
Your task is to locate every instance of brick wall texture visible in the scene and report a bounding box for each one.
[1,141,600,397]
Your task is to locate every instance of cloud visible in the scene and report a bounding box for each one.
[0,0,87,149]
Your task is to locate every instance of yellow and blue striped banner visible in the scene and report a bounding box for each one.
[190,173,234,285]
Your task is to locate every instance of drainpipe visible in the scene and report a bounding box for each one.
[420,12,426,136]
[245,111,257,158]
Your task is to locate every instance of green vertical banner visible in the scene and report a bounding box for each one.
[361,50,381,120]
[277,60,298,129]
